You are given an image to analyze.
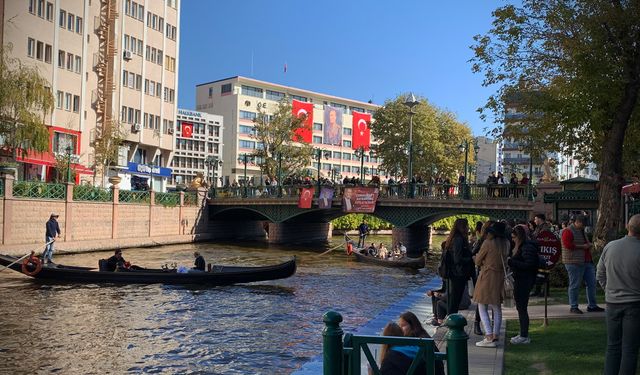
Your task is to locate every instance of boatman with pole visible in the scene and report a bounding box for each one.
[43,213,61,265]
[357,219,369,248]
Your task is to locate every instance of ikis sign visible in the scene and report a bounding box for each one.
[536,230,561,269]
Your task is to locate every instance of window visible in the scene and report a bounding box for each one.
[313,123,322,131]
[266,90,285,101]
[242,85,263,98]
[313,136,322,144]
[59,10,66,28]
[52,132,77,154]
[27,38,35,57]
[66,52,73,70]
[239,110,256,120]
[148,81,155,96]
[128,73,135,89]
[332,152,341,159]
[72,95,80,113]
[44,44,52,63]
[45,2,53,21]
[239,140,255,149]
[29,0,36,14]
[74,56,81,73]
[221,83,232,95]
[157,49,163,65]
[208,87,213,98]
[37,0,44,17]
[343,127,352,135]
[343,140,352,147]
[122,70,128,85]
[137,4,144,21]
[166,23,177,40]
[75,16,83,33]
[342,153,351,160]
[67,13,74,31]
[64,93,72,111]
[58,50,65,67]
[56,91,63,108]
[36,41,44,60]
[292,95,307,102]
[342,165,351,172]
[137,40,143,55]
[239,125,254,135]
[146,12,151,27]
[164,56,175,72]
[135,74,142,90]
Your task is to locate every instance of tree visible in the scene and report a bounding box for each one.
[251,100,314,180]
[371,95,474,181]
[471,1,640,248]
[92,121,127,186]
[0,45,54,161]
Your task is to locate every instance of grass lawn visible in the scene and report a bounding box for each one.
[528,287,606,306]
[504,318,640,374]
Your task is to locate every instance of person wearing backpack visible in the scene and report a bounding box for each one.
[442,218,474,315]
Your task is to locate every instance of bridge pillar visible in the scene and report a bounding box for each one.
[392,224,431,258]
[268,222,332,244]
[210,221,267,240]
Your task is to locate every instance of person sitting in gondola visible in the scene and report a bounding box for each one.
[193,251,206,271]
[366,243,378,257]
[105,249,142,271]
[377,243,389,259]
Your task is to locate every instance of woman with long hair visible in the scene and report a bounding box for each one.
[443,218,474,314]
[470,220,496,335]
[369,322,404,375]
[473,222,510,347]
[508,225,540,344]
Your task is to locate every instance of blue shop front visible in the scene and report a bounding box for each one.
[113,162,172,192]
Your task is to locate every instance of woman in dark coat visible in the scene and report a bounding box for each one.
[443,218,474,314]
[508,225,540,344]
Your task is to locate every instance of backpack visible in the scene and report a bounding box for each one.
[438,248,452,279]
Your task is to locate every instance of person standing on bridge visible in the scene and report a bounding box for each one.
[357,219,369,247]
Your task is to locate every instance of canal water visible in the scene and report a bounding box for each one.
[0,235,445,374]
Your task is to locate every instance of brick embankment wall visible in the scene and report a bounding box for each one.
[0,176,213,256]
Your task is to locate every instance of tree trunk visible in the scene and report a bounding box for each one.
[593,79,640,250]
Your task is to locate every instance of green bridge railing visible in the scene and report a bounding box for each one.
[323,311,468,375]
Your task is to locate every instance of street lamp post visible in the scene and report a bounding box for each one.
[403,93,420,198]
[473,142,480,183]
[277,152,283,198]
[354,146,366,184]
[65,145,73,183]
[315,148,329,196]
[237,153,252,198]
[458,140,471,199]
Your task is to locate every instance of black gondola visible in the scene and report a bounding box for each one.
[0,254,296,286]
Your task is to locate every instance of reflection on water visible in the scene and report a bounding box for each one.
[0,235,443,374]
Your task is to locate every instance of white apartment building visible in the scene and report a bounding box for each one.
[1,0,180,191]
[195,76,381,186]
[475,136,500,183]
[172,108,223,188]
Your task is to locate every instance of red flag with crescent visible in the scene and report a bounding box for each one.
[298,187,315,209]
[292,99,313,143]
[351,111,371,150]
[181,122,194,138]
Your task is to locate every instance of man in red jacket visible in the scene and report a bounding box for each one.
[561,215,604,314]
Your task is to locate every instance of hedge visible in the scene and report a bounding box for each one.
[331,214,489,231]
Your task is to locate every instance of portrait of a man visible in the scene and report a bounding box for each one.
[323,106,343,146]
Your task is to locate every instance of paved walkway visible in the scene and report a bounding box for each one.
[293,277,607,375]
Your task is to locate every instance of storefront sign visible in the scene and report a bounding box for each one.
[536,229,562,269]
[177,109,202,118]
[127,162,172,177]
[342,187,379,213]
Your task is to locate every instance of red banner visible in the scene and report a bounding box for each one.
[351,111,371,150]
[342,187,379,213]
[298,187,315,209]
[536,229,561,269]
[292,100,313,143]
[181,122,193,138]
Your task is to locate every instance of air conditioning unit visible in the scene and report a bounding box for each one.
[132,123,141,132]
[168,127,174,134]
[123,50,132,61]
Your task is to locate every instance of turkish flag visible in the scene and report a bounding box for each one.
[182,122,193,138]
[292,99,313,143]
[351,111,371,150]
[298,187,315,209]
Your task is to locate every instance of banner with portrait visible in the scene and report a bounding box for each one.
[323,106,343,146]
[318,187,334,209]
[298,187,315,209]
[342,187,379,213]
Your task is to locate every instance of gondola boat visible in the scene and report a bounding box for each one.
[351,250,425,269]
[0,254,296,286]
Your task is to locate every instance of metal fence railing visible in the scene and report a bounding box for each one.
[183,192,198,206]
[73,185,112,202]
[118,190,150,204]
[155,192,180,207]
[13,181,66,200]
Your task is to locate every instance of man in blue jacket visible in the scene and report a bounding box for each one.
[43,213,61,264]
[357,220,369,247]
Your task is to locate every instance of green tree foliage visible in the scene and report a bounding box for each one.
[0,45,54,161]
[371,95,475,181]
[251,100,314,180]
[92,122,127,186]
[471,1,640,247]
[331,214,488,231]
[431,215,490,231]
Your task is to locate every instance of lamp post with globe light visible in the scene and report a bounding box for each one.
[403,93,420,198]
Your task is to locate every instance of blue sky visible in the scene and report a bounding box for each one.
[178,1,506,136]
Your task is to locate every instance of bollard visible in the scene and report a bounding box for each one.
[323,311,344,375]
[444,313,469,375]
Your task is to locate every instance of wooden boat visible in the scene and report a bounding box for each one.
[351,249,425,269]
[0,254,296,285]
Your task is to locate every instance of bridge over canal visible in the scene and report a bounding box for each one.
[207,184,534,256]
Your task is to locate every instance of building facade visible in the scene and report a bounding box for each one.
[172,108,223,188]
[2,0,180,191]
[475,136,500,183]
[195,76,381,186]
